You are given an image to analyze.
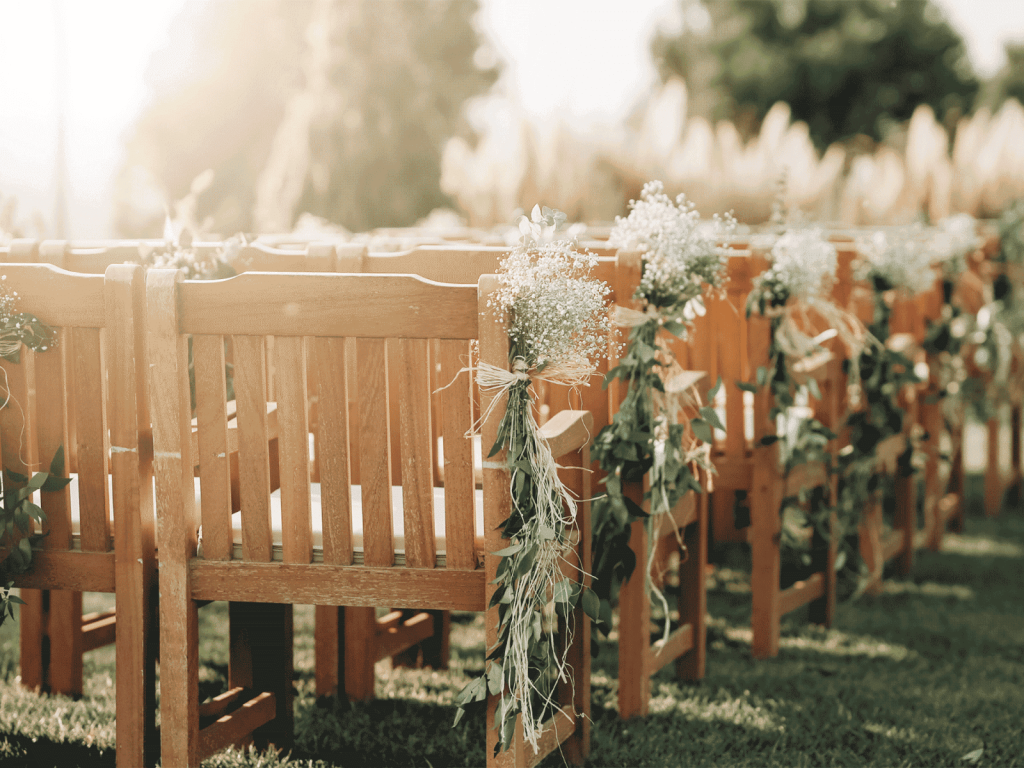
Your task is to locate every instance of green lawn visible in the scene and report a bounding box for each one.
[0,503,1021,767]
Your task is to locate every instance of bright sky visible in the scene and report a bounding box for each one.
[0,0,1021,238]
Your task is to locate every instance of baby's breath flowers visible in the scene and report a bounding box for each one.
[610,180,731,314]
[754,229,838,309]
[136,230,243,280]
[458,206,608,757]
[0,278,56,359]
[856,227,937,295]
[929,214,980,277]
[491,238,611,374]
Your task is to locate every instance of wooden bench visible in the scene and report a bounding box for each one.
[1,263,156,767]
[148,269,593,766]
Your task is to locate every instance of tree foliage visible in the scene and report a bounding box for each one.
[653,0,978,148]
[116,0,498,237]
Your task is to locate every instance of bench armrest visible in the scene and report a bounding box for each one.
[538,409,594,458]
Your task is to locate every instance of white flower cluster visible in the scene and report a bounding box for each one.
[491,235,611,370]
[609,181,730,310]
[929,214,980,277]
[856,227,937,294]
[760,229,838,302]
[136,232,244,280]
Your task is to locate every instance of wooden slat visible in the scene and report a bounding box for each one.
[881,528,906,563]
[233,335,273,562]
[193,335,233,560]
[72,327,110,552]
[375,611,435,661]
[189,560,485,609]
[82,611,118,652]
[439,339,475,570]
[179,273,479,339]
[35,329,71,550]
[314,337,353,565]
[0,264,105,327]
[105,262,157,768]
[396,338,436,569]
[196,686,248,721]
[778,572,826,616]
[0,351,36,481]
[14,551,116,591]
[360,246,505,283]
[197,692,276,763]
[148,269,200,766]
[357,338,394,567]
[645,623,694,677]
[523,705,576,768]
[275,336,312,564]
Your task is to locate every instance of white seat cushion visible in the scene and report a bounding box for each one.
[231,483,485,555]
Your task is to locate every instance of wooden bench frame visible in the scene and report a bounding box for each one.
[148,269,592,767]
[1,263,156,767]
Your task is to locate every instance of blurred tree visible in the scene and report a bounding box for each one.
[652,0,978,149]
[114,0,312,237]
[116,0,498,237]
[978,42,1024,110]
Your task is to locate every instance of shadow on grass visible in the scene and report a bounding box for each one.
[0,733,114,768]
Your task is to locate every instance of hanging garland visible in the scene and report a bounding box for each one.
[0,281,69,625]
[453,207,610,756]
[590,181,732,635]
[836,229,929,581]
[742,229,873,561]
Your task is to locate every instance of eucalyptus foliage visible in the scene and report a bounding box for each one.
[0,296,67,626]
[454,207,607,757]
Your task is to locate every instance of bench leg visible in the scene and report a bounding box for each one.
[229,602,293,750]
[18,588,46,691]
[676,494,707,681]
[343,606,377,702]
[48,590,84,696]
[618,516,650,718]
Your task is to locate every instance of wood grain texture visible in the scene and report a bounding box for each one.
[395,338,436,569]
[232,335,274,562]
[357,338,394,568]
[35,329,71,550]
[192,335,232,561]
[148,268,200,766]
[314,337,353,565]
[104,263,157,767]
[275,336,313,564]
[179,273,479,339]
[438,339,476,570]
[72,327,111,552]
[189,560,485,609]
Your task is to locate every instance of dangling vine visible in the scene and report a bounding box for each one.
[590,181,732,635]
[452,207,609,757]
[0,281,70,625]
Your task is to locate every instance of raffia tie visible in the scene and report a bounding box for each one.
[460,356,595,752]
[769,296,878,408]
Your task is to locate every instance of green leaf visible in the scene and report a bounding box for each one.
[756,366,768,386]
[707,376,722,400]
[492,542,522,557]
[806,377,822,401]
[699,406,725,432]
[581,586,600,622]
[26,472,47,492]
[552,578,574,604]
[486,662,503,696]
[663,320,687,337]
[691,418,713,444]
[736,380,759,393]
[48,445,66,478]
